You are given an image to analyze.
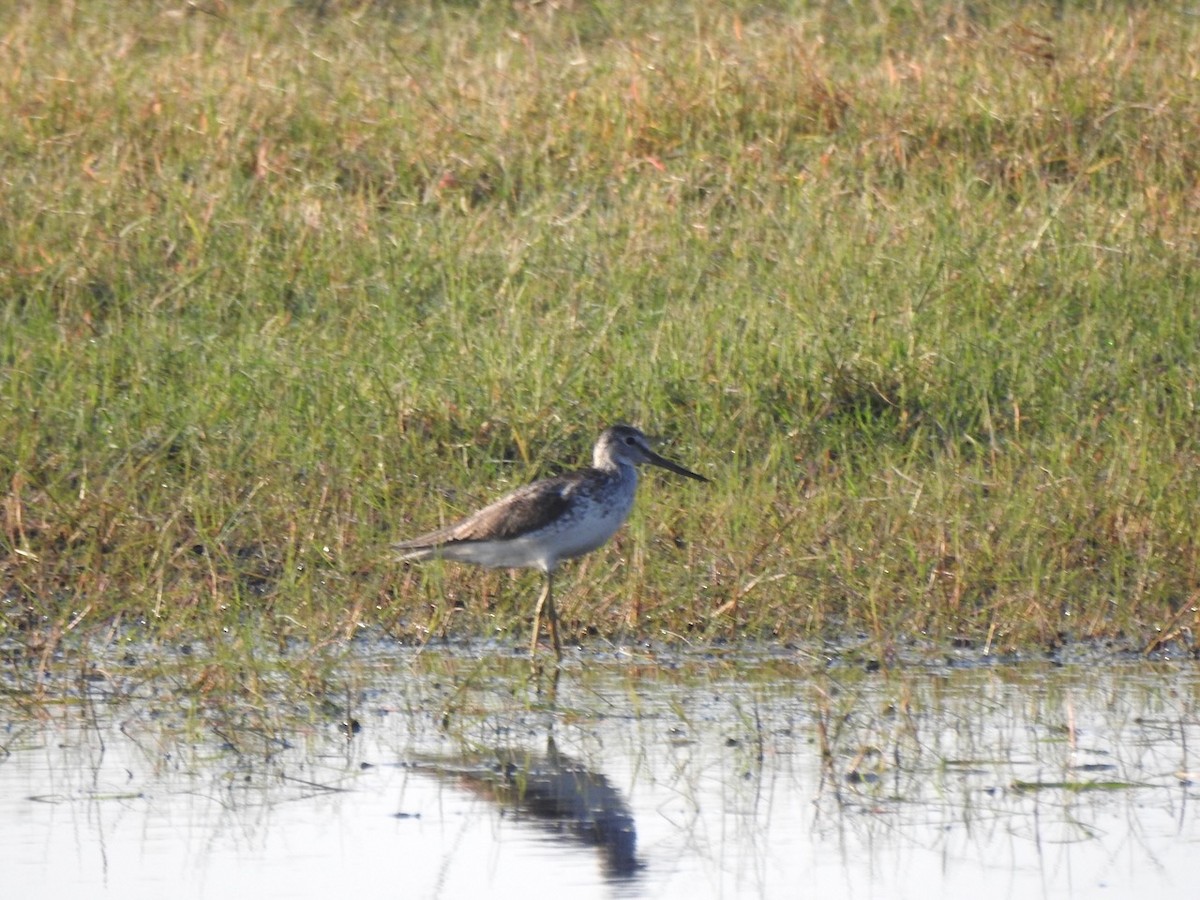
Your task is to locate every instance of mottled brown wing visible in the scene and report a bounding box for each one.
[396,473,585,549]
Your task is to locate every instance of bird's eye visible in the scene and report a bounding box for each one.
[624,436,636,445]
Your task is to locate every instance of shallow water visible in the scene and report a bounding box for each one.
[3,646,1199,899]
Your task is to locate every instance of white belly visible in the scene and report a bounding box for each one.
[437,490,635,573]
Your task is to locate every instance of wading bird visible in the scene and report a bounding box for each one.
[395,425,707,659]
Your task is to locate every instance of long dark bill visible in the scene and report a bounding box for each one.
[646,450,708,483]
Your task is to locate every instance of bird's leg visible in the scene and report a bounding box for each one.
[545,573,562,660]
[529,571,562,660]
[530,572,551,656]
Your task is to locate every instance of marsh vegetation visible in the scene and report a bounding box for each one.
[2,1,1199,671]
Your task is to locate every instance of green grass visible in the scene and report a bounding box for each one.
[3,0,1199,662]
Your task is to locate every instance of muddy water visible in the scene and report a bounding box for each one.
[3,646,1199,899]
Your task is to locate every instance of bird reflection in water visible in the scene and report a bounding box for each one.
[417,738,641,881]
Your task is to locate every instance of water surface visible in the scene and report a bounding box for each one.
[3,645,1199,898]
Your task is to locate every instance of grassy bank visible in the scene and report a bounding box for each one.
[2,0,1199,663]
